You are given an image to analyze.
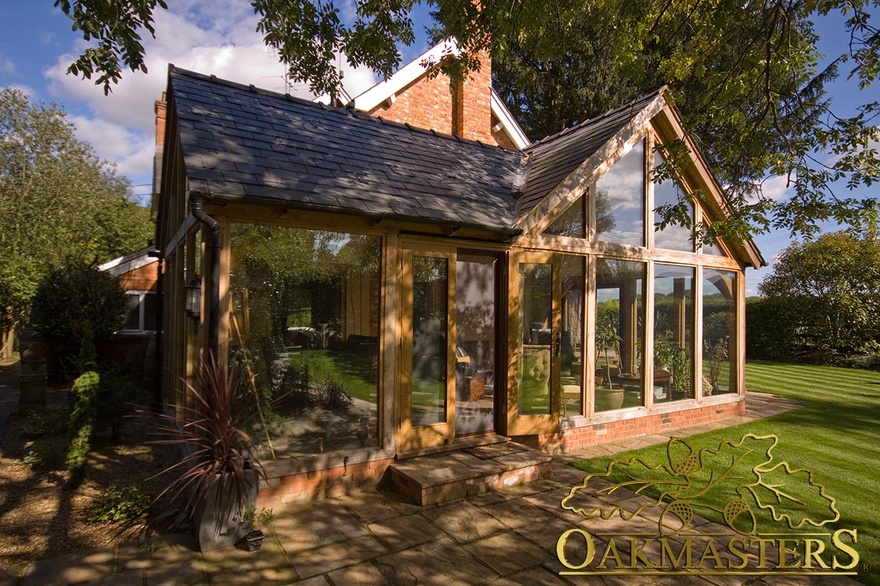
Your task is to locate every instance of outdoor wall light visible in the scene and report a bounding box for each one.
[185,277,202,320]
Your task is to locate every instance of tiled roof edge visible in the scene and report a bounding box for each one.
[525,86,669,150]
[168,65,523,155]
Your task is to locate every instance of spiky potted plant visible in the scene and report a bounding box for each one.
[151,354,265,551]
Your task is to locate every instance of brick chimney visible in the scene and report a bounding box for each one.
[364,47,497,145]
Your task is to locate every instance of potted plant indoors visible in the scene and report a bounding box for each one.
[151,354,265,551]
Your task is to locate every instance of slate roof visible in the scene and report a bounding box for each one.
[514,90,664,219]
[168,66,524,234]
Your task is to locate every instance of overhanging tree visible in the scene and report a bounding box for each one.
[55,0,879,241]
[0,88,153,340]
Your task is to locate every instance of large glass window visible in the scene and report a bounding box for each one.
[595,140,645,247]
[519,262,553,415]
[653,265,695,402]
[653,153,694,252]
[703,269,736,395]
[561,256,585,416]
[595,259,645,412]
[229,224,381,457]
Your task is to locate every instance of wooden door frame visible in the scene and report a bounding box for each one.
[507,250,561,437]
[398,245,457,452]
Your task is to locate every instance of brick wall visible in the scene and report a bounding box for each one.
[155,100,167,148]
[257,458,394,506]
[513,400,747,454]
[367,51,497,145]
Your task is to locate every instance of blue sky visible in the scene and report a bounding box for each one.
[0,1,876,294]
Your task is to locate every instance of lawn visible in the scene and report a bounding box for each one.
[570,361,880,585]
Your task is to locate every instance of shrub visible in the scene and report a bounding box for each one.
[316,378,352,412]
[30,262,127,380]
[86,484,152,523]
[272,363,312,410]
[97,363,147,442]
[22,441,64,471]
[20,411,67,439]
[67,370,99,486]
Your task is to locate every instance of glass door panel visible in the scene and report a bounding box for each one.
[399,248,455,451]
[519,262,553,415]
[508,251,560,436]
[455,252,498,437]
[411,256,449,426]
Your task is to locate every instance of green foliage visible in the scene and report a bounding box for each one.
[30,262,128,379]
[67,370,100,486]
[756,232,880,357]
[241,505,275,531]
[86,484,152,523]
[19,410,68,439]
[315,378,353,412]
[151,356,265,517]
[0,88,152,338]
[22,440,65,471]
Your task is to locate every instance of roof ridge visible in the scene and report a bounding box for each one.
[527,87,667,150]
[169,65,521,154]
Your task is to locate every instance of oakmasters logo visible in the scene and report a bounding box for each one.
[556,434,859,577]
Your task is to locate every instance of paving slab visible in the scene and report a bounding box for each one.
[373,535,496,585]
[291,534,388,579]
[462,531,549,576]
[420,500,508,544]
[367,512,444,552]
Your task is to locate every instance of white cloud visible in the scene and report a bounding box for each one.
[0,54,15,76]
[757,174,794,202]
[43,0,378,184]
[69,115,154,180]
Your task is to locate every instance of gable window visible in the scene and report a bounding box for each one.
[653,153,694,252]
[595,140,645,247]
[544,194,586,239]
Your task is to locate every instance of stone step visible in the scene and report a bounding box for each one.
[383,441,552,506]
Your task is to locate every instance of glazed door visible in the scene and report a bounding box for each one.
[507,251,561,436]
[399,248,456,452]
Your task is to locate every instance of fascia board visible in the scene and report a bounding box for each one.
[490,89,530,149]
[351,39,461,111]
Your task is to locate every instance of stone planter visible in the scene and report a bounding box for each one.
[595,386,625,411]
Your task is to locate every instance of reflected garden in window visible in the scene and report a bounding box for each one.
[595,259,645,412]
[703,269,736,395]
[653,265,695,402]
[229,223,381,458]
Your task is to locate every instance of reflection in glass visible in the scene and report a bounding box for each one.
[412,257,449,426]
[229,224,381,457]
[596,140,645,247]
[455,252,497,436]
[544,195,586,238]
[654,265,695,402]
[653,153,694,252]
[561,256,584,416]
[519,263,552,415]
[595,259,645,412]
[703,269,736,395]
